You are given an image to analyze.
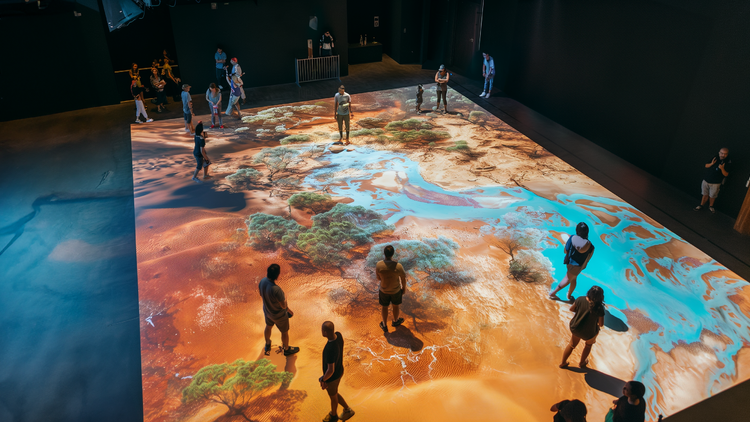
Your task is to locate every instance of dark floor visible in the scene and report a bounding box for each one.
[1,54,748,422]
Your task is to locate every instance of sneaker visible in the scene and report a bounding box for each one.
[146,119,153,123]
[134,120,142,124]
[323,412,339,422]
[392,317,405,327]
[191,176,202,183]
[709,207,716,213]
[480,91,486,97]
[220,125,224,129]
[694,205,702,211]
[210,125,215,129]
[379,321,389,333]
[340,408,355,421]
[485,92,491,98]
[283,346,300,356]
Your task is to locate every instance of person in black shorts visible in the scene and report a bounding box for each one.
[192,122,210,182]
[375,245,408,333]
[259,264,300,356]
[319,321,355,422]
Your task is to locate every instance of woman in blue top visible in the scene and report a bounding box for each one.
[550,222,594,301]
[191,122,211,182]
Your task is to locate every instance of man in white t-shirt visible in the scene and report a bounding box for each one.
[480,52,495,98]
[334,85,353,145]
[229,57,246,104]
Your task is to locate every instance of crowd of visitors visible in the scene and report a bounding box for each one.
[256,231,653,422]
[119,46,708,420]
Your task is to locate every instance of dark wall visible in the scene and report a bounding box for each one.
[0,3,119,122]
[169,0,348,94]
[347,1,389,47]
[482,0,750,217]
[477,0,518,88]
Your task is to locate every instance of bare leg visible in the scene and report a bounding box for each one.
[337,394,350,411]
[550,273,571,297]
[264,325,273,345]
[560,336,580,367]
[709,197,717,206]
[192,168,200,179]
[381,306,389,326]
[566,277,578,299]
[281,330,290,349]
[393,305,400,322]
[579,343,593,367]
[700,195,709,205]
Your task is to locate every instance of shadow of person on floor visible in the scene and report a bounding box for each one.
[384,325,424,351]
[604,308,629,332]
[562,366,626,397]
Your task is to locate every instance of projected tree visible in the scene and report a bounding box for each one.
[245,213,305,250]
[297,204,393,266]
[246,204,392,266]
[253,147,299,183]
[288,192,336,214]
[225,168,263,191]
[182,358,293,420]
[485,209,554,283]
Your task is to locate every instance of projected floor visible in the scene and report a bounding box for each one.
[131,87,750,422]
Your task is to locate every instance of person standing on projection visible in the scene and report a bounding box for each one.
[560,285,605,369]
[259,264,300,356]
[375,245,408,333]
[549,222,594,301]
[435,64,450,113]
[334,85,353,145]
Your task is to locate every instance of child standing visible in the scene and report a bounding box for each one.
[416,84,424,114]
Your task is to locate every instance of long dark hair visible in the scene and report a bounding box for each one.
[195,122,204,137]
[576,222,589,239]
[587,285,604,315]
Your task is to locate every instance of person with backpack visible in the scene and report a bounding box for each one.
[550,222,594,301]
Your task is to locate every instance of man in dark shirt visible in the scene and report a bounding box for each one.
[259,264,299,356]
[319,321,355,422]
[695,147,731,213]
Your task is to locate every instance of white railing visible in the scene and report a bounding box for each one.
[295,55,340,85]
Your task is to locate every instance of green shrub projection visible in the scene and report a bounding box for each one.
[245,213,305,250]
[288,192,336,214]
[182,359,293,417]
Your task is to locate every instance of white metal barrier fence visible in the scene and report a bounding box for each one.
[295,55,340,85]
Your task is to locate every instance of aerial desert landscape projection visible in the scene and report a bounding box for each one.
[131,86,750,422]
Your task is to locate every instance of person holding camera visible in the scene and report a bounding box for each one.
[375,245,408,333]
[259,264,300,357]
[320,31,334,56]
[695,147,731,213]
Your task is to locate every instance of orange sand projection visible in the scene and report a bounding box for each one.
[132,87,750,422]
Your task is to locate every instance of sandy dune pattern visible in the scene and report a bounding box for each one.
[131,87,750,422]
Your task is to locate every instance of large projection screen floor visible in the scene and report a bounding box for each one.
[131,87,750,422]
